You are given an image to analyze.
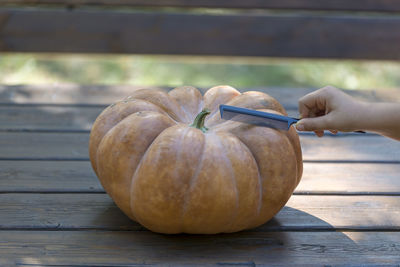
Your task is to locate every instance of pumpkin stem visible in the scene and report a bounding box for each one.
[190,109,210,133]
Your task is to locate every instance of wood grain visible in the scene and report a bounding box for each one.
[300,134,400,162]
[3,0,400,12]
[1,161,400,194]
[1,9,400,59]
[0,132,89,160]
[0,84,163,105]
[0,231,399,265]
[297,163,400,194]
[0,132,398,162]
[0,194,399,231]
[0,106,101,131]
[0,161,102,192]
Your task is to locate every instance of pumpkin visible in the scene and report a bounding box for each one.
[89,85,302,234]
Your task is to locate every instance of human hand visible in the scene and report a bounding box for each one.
[295,86,364,137]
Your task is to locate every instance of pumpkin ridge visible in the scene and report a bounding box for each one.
[243,91,287,115]
[98,110,174,153]
[205,95,241,124]
[179,105,191,122]
[123,98,180,123]
[197,99,205,116]
[125,98,181,124]
[172,126,192,192]
[181,130,206,232]
[173,96,195,123]
[168,86,204,122]
[208,117,243,132]
[95,112,175,220]
[236,127,298,229]
[212,133,240,232]
[203,86,241,122]
[89,99,173,173]
[221,132,263,230]
[129,124,177,220]
[283,128,303,185]
[231,134,263,218]
[133,89,190,123]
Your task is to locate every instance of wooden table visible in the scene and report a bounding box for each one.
[1,85,400,266]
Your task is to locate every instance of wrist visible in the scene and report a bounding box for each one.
[343,100,369,132]
[352,101,370,131]
[356,102,400,136]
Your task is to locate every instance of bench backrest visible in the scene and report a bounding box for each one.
[1,0,400,60]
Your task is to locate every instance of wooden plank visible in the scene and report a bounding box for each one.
[0,106,301,131]
[1,9,400,59]
[1,85,399,106]
[1,132,399,162]
[297,163,400,194]
[280,195,400,230]
[0,106,102,131]
[0,132,89,160]
[0,161,102,192]
[1,161,400,194]
[1,86,399,132]
[0,231,399,265]
[0,194,399,231]
[3,0,400,12]
[300,134,400,162]
[0,85,164,105]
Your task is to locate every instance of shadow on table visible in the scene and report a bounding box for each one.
[90,205,361,265]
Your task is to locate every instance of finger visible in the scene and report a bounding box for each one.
[298,93,318,118]
[298,101,310,119]
[295,116,330,132]
[299,86,337,119]
[314,130,324,137]
[299,89,321,117]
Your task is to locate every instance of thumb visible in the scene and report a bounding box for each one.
[295,116,330,132]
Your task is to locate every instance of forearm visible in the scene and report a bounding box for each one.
[358,102,400,141]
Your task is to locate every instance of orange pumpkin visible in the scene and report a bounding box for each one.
[89,85,302,234]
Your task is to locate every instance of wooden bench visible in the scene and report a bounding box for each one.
[0,1,400,266]
[1,0,400,59]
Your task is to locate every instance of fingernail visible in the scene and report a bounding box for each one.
[295,123,304,131]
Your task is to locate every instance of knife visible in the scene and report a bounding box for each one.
[219,104,299,131]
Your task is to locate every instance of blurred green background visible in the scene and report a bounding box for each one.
[1,53,399,90]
